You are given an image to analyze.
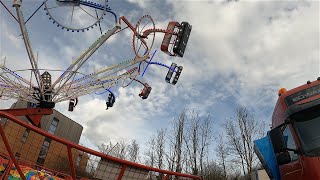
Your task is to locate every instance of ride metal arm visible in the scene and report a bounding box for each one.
[55,54,148,101]
[0,75,32,100]
[119,16,148,49]
[0,84,37,103]
[0,66,34,87]
[50,24,121,99]
[53,69,140,102]
[61,55,148,90]
[13,0,43,98]
[0,108,53,127]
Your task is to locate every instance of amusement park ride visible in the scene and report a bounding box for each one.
[0,0,191,113]
[0,0,199,179]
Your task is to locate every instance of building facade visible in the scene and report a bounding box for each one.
[0,100,88,175]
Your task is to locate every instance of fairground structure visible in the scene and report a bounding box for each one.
[0,0,197,179]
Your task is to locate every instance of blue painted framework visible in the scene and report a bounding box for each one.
[254,132,281,180]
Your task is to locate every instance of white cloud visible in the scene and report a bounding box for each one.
[0,0,319,161]
[54,78,171,147]
[127,0,147,8]
[165,1,319,112]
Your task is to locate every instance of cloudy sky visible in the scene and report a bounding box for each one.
[0,0,319,152]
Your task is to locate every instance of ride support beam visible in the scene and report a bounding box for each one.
[120,16,136,35]
[2,159,13,179]
[118,164,127,180]
[67,145,77,180]
[0,0,18,22]
[0,108,53,127]
[0,110,202,180]
[162,174,170,180]
[0,126,26,180]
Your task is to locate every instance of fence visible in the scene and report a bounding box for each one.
[0,109,202,180]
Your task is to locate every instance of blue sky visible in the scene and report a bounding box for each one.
[0,0,319,153]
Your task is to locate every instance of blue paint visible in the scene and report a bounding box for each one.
[148,62,176,72]
[141,50,157,77]
[95,87,114,96]
[79,0,117,23]
[141,50,176,77]
[254,132,280,180]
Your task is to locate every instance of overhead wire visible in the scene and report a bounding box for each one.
[24,2,44,24]
[0,0,18,22]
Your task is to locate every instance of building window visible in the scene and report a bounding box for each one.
[37,137,52,165]
[48,118,59,134]
[21,129,30,143]
[76,154,82,166]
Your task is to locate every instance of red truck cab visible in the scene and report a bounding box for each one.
[270,78,320,180]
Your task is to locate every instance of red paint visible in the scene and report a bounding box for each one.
[0,108,53,127]
[0,110,202,180]
[272,79,320,180]
[120,16,137,35]
[162,174,170,180]
[161,22,178,56]
[0,126,26,180]
[117,164,126,180]
[2,160,13,179]
[67,145,77,180]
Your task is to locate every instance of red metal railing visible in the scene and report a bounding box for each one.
[0,109,202,180]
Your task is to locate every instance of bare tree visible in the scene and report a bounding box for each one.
[117,139,128,159]
[202,161,226,180]
[182,149,191,173]
[98,142,117,155]
[165,110,187,173]
[143,109,212,177]
[199,115,212,174]
[128,139,140,163]
[225,106,265,175]
[174,110,186,173]
[165,142,176,172]
[145,136,156,167]
[184,110,200,175]
[152,128,167,179]
[215,134,229,179]
[183,110,212,176]
[98,139,129,160]
[98,143,107,154]
[155,128,166,170]
[226,120,246,175]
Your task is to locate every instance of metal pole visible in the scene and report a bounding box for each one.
[13,0,43,98]
[0,110,202,180]
[67,145,77,180]
[0,0,18,22]
[2,160,13,179]
[117,164,127,180]
[0,126,26,180]
[51,25,120,98]
[162,174,170,180]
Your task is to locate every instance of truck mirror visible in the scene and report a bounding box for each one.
[269,128,287,153]
[276,152,291,165]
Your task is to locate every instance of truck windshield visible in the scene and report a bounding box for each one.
[292,106,320,156]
